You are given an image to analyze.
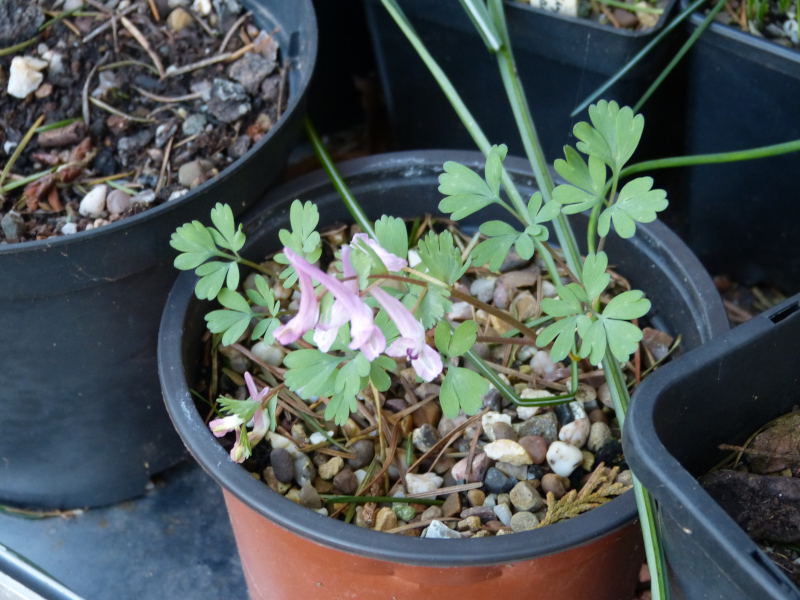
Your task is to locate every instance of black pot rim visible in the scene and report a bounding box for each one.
[159,150,727,567]
[0,0,318,258]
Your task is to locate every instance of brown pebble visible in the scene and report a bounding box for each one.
[518,435,548,464]
[441,493,462,518]
[333,468,358,495]
[38,121,86,148]
[588,409,609,425]
[373,507,398,532]
[491,421,518,442]
[421,506,443,521]
[484,520,509,533]
[467,489,485,507]
[613,7,639,28]
[541,473,566,499]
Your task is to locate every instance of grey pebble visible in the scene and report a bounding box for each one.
[182,114,207,137]
[510,511,539,532]
[227,52,276,94]
[270,448,294,483]
[208,78,251,124]
[294,455,316,487]
[516,412,559,445]
[347,439,375,470]
[1,211,25,240]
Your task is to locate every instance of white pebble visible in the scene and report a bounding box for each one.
[481,411,512,442]
[484,439,533,465]
[4,141,17,155]
[560,417,591,448]
[354,469,367,485]
[8,56,46,99]
[407,249,421,268]
[447,301,472,321]
[250,341,283,366]
[530,350,558,376]
[541,280,558,297]
[546,441,584,477]
[266,431,301,458]
[517,344,538,362]
[192,0,211,15]
[131,190,156,205]
[518,389,553,419]
[424,520,463,539]
[79,185,107,218]
[470,278,496,303]
[493,503,513,527]
[405,472,444,495]
[168,189,189,201]
[61,222,78,235]
[308,432,327,445]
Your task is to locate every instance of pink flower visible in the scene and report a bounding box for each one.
[275,248,385,359]
[350,233,408,272]
[369,286,443,382]
[210,372,271,463]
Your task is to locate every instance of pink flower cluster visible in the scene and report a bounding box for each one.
[274,235,442,381]
[209,372,270,463]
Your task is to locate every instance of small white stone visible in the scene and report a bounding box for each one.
[560,417,591,448]
[8,57,46,99]
[530,350,558,376]
[575,383,597,403]
[517,344,537,362]
[192,0,212,15]
[250,341,283,366]
[42,51,65,77]
[484,439,533,465]
[354,469,367,485]
[532,0,578,16]
[64,0,84,9]
[309,432,327,445]
[316,508,329,516]
[541,280,558,298]
[481,411,512,442]
[37,43,49,56]
[447,301,472,321]
[470,278,496,303]
[131,190,156,205]
[408,249,421,268]
[518,389,553,419]
[61,222,78,235]
[423,520,463,539]
[4,141,17,155]
[546,441,584,477]
[79,185,108,218]
[266,431,301,458]
[405,472,443,495]
[493,503,513,527]
[168,189,189,201]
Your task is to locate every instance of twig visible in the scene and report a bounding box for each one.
[277,60,289,119]
[219,12,253,54]
[146,0,160,22]
[408,409,488,474]
[0,37,38,57]
[82,3,137,44]
[100,59,160,75]
[174,133,201,149]
[386,517,459,534]
[164,52,233,78]
[190,10,218,38]
[407,481,483,499]
[133,86,205,103]
[120,16,165,77]
[155,136,173,195]
[229,43,255,62]
[85,0,113,14]
[39,6,85,32]
[82,52,109,125]
[718,444,800,463]
[0,115,45,194]
[89,97,154,123]
[476,335,537,345]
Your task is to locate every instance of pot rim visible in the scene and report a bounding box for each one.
[159,150,727,567]
[0,0,318,257]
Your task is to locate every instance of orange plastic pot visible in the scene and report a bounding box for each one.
[159,151,728,600]
[223,489,643,599]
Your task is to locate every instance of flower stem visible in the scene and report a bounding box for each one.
[304,117,377,239]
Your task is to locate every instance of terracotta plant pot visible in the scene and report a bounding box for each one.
[158,151,728,599]
[0,0,317,510]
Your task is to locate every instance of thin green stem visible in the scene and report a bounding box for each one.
[595,0,664,14]
[464,348,523,405]
[0,37,38,57]
[320,495,443,505]
[587,204,601,255]
[0,114,44,192]
[533,238,561,284]
[1,167,57,193]
[572,0,707,116]
[634,479,670,600]
[621,137,800,178]
[634,0,727,112]
[303,117,377,239]
[40,5,85,31]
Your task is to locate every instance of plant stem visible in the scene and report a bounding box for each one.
[0,114,45,193]
[304,117,377,239]
[488,0,583,280]
[621,137,800,177]
[594,0,664,14]
[634,0,727,112]
[570,0,705,114]
[464,348,524,405]
[0,37,38,57]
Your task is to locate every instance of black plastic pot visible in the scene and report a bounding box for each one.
[363,0,684,166]
[0,0,317,510]
[159,150,728,598]
[0,543,83,600]
[624,294,800,599]
[680,0,800,293]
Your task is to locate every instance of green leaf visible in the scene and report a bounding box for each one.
[514,233,534,260]
[541,285,583,317]
[369,360,392,392]
[252,317,280,344]
[470,235,515,273]
[438,160,499,220]
[448,320,478,357]
[218,396,260,421]
[582,252,610,301]
[574,101,644,174]
[480,220,518,237]
[552,184,603,215]
[577,318,607,365]
[554,146,606,194]
[416,230,469,285]
[598,177,668,239]
[205,309,251,346]
[290,199,320,243]
[440,366,489,418]
[217,288,250,313]
[194,261,236,300]
[484,144,508,197]
[335,353,371,393]
[602,290,651,320]
[209,203,245,253]
[434,321,452,355]
[284,350,344,399]
[414,285,452,330]
[536,199,563,224]
[536,315,580,362]
[603,319,645,363]
[326,391,357,426]
[171,221,218,270]
[375,215,409,260]
[523,224,549,243]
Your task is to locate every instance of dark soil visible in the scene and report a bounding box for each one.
[0,0,288,243]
